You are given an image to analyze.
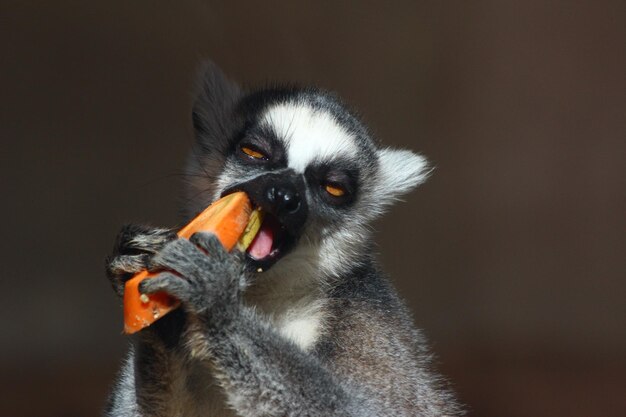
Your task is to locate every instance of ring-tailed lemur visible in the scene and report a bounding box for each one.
[104,62,462,417]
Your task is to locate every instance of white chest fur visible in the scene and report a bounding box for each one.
[274,298,326,350]
[245,245,327,351]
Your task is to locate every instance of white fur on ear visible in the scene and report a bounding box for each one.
[376,148,431,200]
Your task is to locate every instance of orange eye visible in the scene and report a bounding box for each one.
[241,146,266,159]
[325,183,345,197]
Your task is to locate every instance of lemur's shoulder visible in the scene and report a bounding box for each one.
[320,256,420,359]
[325,254,406,312]
[317,259,461,415]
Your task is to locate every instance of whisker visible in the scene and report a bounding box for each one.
[189,142,213,180]
[179,186,215,207]
[136,170,213,188]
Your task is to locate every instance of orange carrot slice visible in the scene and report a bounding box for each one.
[123,192,253,334]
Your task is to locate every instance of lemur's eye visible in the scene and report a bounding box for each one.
[324,183,346,197]
[241,145,267,160]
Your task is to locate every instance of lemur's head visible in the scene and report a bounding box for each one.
[186,63,429,277]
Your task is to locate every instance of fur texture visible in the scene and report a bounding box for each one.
[104,62,462,417]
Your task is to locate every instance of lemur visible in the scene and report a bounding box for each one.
[104,62,462,417]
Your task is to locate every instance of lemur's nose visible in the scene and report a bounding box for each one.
[265,185,301,214]
[220,171,308,234]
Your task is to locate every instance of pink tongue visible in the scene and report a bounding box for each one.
[248,222,274,260]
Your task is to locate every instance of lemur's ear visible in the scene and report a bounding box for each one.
[192,61,242,151]
[375,148,431,201]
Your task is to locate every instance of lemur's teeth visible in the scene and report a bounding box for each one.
[236,208,264,251]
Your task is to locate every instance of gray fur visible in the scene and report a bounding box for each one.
[104,63,462,416]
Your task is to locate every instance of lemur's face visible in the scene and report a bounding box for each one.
[216,99,380,273]
[186,66,429,276]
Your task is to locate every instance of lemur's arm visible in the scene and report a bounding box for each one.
[104,225,365,416]
[104,224,183,417]
[192,306,365,416]
[138,232,378,417]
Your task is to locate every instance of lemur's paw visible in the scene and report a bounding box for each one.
[139,233,244,320]
[105,224,176,297]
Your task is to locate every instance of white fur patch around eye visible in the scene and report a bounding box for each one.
[261,103,358,172]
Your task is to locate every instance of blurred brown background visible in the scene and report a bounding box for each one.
[1,1,624,416]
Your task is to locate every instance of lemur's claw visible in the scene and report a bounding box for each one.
[144,233,244,318]
[139,272,190,299]
[105,224,176,297]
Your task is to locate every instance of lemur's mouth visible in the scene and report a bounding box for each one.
[244,212,295,272]
[220,183,304,273]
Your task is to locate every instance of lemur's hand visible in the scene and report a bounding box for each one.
[139,233,245,326]
[105,224,177,297]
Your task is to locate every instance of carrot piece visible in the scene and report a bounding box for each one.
[123,192,253,334]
